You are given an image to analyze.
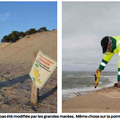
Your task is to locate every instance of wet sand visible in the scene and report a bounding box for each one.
[62,86,120,113]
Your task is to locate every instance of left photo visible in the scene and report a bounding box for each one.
[0,1,57,113]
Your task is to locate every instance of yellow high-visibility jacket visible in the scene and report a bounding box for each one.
[99,35,120,81]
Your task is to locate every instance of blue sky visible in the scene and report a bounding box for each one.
[0,1,57,42]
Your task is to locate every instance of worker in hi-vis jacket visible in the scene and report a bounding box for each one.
[96,36,120,87]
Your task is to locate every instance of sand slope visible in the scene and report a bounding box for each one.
[62,87,120,113]
[0,30,57,63]
[0,30,57,113]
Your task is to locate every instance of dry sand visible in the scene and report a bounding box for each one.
[0,30,57,113]
[62,86,120,113]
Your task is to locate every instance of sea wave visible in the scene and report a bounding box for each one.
[62,71,117,100]
[62,87,100,100]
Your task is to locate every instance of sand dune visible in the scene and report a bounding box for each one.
[0,30,57,63]
[0,30,57,113]
[0,43,11,51]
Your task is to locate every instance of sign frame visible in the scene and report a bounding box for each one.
[29,50,57,89]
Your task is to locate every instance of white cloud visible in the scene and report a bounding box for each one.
[62,2,120,71]
[0,13,10,21]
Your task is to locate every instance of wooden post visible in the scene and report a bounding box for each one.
[31,51,39,105]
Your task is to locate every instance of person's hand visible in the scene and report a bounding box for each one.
[96,69,102,74]
[117,81,120,88]
[114,81,120,87]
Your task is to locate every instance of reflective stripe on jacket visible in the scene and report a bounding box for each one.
[99,35,120,81]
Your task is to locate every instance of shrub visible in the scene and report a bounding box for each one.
[1,27,51,43]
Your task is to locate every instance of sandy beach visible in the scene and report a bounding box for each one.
[62,86,120,113]
[0,30,57,113]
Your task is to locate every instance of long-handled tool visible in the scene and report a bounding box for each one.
[94,71,101,88]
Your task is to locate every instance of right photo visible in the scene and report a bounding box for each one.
[62,2,120,113]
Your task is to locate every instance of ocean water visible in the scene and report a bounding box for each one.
[62,71,117,100]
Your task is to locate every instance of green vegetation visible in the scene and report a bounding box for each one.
[1,27,51,43]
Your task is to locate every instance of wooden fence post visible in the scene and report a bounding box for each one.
[31,51,39,105]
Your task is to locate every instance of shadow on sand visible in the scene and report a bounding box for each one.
[31,86,57,112]
[0,74,30,88]
[39,85,57,102]
[0,74,57,112]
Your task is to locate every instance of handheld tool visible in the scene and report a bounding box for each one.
[94,71,101,88]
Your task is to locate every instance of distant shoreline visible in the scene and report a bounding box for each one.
[62,70,117,72]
